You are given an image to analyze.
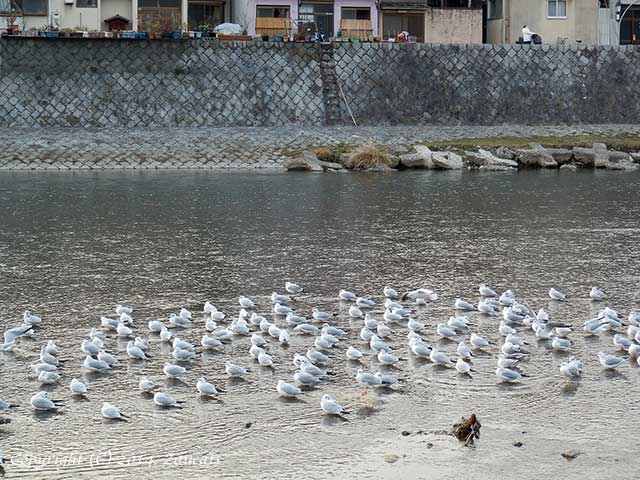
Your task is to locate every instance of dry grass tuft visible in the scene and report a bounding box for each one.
[343,144,392,170]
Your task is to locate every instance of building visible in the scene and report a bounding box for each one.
[235,0,380,38]
[238,0,482,40]
[2,0,482,40]
[379,0,482,43]
[0,0,231,31]
[486,0,604,45]
[615,1,640,45]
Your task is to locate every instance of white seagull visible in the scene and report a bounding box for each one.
[153,392,184,408]
[30,391,63,411]
[383,286,398,298]
[276,380,302,397]
[285,282,304,294]
[320,394,348,415]
[549,288,566,301]
[102,402,127,420]
[597,351,626,370]
[479,284,497,297]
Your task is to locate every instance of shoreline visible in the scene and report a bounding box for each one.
[1,125,640,171]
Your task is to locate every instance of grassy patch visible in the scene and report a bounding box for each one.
[342,144,392,170]
[424,134,640,153]
[312,143,350,163]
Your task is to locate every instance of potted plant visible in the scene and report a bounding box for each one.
[169,21,181,39]
[5,10,20,35]
[149,21,162,39]
[71,26,84,38]
[43,24,58,37]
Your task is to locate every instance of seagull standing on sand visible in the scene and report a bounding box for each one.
[479,284,497,297]
[139,377,157,393]
[197,378,221,396]
[276,380,302,397]
[154,392,184,408]
[549,288,566,301]
[495,367,526,382]
[102,403,127,420]
[454,299,476,311]
[597,352,626,370]
[163,363,187,378]
[589,287,607,301]
[470,333,490,349]
[456,358,472,376]
[239,296,255,309]
[383,286,398,298]
[320,394,348,415]
[559,357,583,378]
[30,391,63,411]
[339,290,357,301]
[225,362,248,378]
[429,348,455,367]
[285,282,304,294]
[23,310,42,325]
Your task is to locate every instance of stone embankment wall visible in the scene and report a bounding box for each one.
[1,37,640,127]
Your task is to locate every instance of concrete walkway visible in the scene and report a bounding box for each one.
[2,125,640,170]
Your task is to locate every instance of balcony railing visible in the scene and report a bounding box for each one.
[255,17,292,36]
[340,19,372,39]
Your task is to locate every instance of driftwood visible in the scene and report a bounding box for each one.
[452,413,481,446]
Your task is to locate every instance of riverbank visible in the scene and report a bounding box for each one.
[2,125,640,170]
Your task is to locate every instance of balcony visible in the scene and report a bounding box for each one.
[255,17,293,36]
[340,19,372,39]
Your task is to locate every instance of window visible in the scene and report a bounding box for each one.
[188,0,223,28]
[342,7,370,20]
[383,12,424,42]
[139,0,181,30]
[256,6,290,18]
[488,0,502,19]
[256,5,291,34]
[548,0,567,18]
[0,0,47,15]
[299,3,334,36]
[76,0,97,8]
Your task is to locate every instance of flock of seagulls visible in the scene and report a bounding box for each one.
[0,282,638,423]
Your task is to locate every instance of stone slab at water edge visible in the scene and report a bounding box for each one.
[2,125,640,171]
[291,143,639,172]
[3,38,640,127]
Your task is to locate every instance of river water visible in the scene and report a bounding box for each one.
[0,170,639,479]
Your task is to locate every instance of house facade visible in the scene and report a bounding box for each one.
[486,0,601,45]
[236,0,380,38]
[379,0,482,43]
[0,0,231,31]
[2,0,480,41]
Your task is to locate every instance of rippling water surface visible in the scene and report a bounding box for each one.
[1,170,639,479]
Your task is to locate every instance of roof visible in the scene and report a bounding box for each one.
[104,14,130,23]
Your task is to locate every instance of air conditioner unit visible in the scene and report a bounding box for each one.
[64,0,74,5]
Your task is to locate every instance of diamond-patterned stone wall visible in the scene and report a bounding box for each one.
[0,38,325,127]
[1,38,639,127]
[333,42,640,125]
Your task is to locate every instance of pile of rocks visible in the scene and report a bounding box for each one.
[490,142,638,171]
[286,142,639,172]
[285,151,345,172]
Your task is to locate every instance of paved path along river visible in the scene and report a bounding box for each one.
[2,124,640,170]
